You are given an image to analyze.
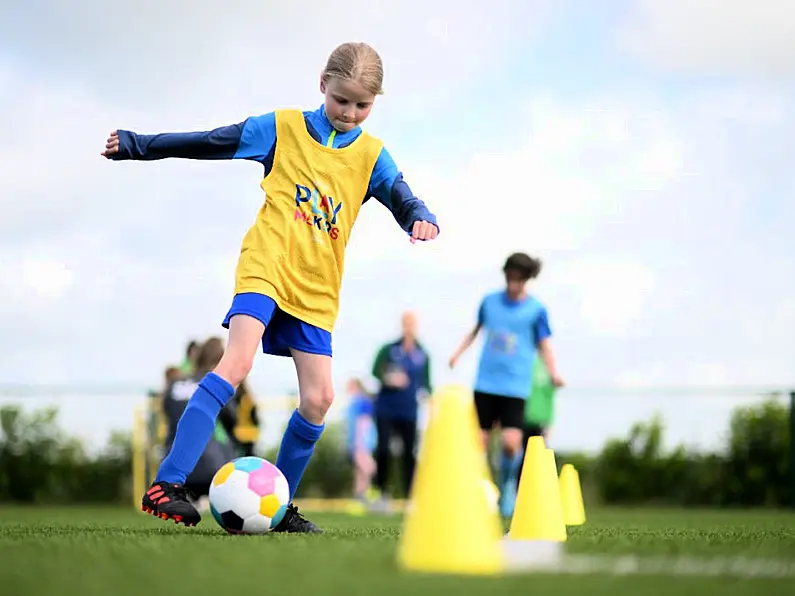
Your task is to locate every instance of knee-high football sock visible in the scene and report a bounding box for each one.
[156,372,235,484]
[276,409,325,502]
[499,450,523,517]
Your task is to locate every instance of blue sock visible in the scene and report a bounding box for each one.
[276,409,325,502]
[500,451,523,488]
[499,450,523,517]
[156,372,235,484]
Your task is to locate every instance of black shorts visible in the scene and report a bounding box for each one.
[474,391,526,430]
[523,423,546,439]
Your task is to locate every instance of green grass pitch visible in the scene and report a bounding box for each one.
[1,506,794,595]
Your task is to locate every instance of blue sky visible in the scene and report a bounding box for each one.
[0,0,793,405]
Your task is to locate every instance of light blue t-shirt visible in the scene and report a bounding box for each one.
[474,291,552,400]
[346,394,377,454]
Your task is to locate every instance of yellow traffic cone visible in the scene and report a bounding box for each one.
[397,386,504,575]
[444,384,497,490]
[460,386,502,515]
[559,464,586,526]
[507,437,567,542]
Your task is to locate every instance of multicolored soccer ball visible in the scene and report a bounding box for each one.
[208,456,290,534]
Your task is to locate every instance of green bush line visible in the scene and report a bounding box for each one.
[0,399,790,507]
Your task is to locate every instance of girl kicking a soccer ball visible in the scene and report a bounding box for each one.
[103,42,439,533]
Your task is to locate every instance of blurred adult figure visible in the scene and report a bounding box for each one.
[371,311,431,508]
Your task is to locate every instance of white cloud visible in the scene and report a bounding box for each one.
[0,0,556,247]
[0,1,554,120]
[554,256,656,338]
[3,79,793,392]
[21,257,74,300]
[345,95,685,275]
[0,1,794,401]
[0,246,77,312]
[616,0,795,78]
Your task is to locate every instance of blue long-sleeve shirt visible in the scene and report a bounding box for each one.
[112,105,439,236]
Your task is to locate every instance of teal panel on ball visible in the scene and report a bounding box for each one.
[271,504,288,528]
[210,503,225,529]
[233,456,264,473]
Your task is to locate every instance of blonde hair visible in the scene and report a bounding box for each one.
[322,42,384,96]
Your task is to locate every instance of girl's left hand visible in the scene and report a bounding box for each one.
[410,221,439,244]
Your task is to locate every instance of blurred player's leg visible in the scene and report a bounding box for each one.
[373,414,392,513]
[353,449,376,502]
[396,418,418,498]
[497,397,526,518]
[473,391,498,473]
[498,430,523,517]
[143,314,264,525]
[270,348,330,533]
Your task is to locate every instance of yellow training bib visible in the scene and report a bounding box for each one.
[233,109,383,332]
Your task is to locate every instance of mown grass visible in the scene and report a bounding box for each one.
[1,506,793,596]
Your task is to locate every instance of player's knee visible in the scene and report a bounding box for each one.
[480,430,490,448]
[300,385,335,423]
[502,429,523,454]
[214,352,254,387]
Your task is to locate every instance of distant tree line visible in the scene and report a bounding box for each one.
[0,398,791,508]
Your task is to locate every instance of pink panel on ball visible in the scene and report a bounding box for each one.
[247,466,276,497]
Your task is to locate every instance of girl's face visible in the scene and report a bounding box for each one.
[321,75,376,132]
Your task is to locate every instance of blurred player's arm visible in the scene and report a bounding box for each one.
[371,343,390,383]
[366,147,439,239]
[422,350,432,395]
[448,301,485,369]
[538,339,564,387]
[103,113,277,163]
[535,308,564,387]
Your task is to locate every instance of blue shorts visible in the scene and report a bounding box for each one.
[221,293,332,357]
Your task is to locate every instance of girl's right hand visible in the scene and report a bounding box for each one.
[101,130,120,158]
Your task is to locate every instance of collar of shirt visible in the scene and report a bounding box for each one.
[307,104,362,148]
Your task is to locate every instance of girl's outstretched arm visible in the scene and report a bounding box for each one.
[101,113,277,163]
[367,147,439,240]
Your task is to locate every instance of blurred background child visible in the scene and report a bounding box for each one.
[161,337,241,508]
[345,378,378,506]
[233,379,261,457]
